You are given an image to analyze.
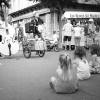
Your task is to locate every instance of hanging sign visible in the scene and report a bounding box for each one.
[62,11,100,18]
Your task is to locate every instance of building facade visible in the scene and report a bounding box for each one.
[9,0,100,44]
[9,0,59,39]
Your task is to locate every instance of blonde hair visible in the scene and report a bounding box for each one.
[59,54,72,70]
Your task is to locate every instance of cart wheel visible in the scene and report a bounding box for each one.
[47,46,51,51]
[54,45,59,52]
[23,47,31,58]
[38,50,45,57]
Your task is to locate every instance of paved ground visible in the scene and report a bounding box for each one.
[0,50,100,100]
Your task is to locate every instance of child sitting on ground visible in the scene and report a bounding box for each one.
[73,47,91,80]
[49,54,78,94]
[89,44,100,74]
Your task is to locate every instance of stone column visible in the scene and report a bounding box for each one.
[22,19,27,37]
[53,12,59,33]
[45,13,52,39]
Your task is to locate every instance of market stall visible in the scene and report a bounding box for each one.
[62,11,100,48]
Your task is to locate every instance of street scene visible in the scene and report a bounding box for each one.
[0,51,100,100]
[0,0,100,100]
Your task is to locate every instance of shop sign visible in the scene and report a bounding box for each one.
[63,11,100,18]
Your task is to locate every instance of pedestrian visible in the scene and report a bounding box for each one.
[17,23,24,43]
[49,54,79,94]
[0,19,3,57]
[88,19,96,43]
[70,25,75,50]
[95,25,100,45]
[89,44,100,74]
[74,22,82,48]
[31,13,44,39]
[4,19,15,56]
[62,19,73,50]
[80,26,85,47]
[73,47,91,80]
[31,15,39,38]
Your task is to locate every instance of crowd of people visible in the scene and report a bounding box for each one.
[49,45,100,94]
[62,18,100,50]
[48,18,100,94]
[1,13,100,55]
[47,17,100,94]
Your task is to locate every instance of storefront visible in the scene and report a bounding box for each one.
[61,9,100,48]
[9,6,59,39]
[62,11,100,24]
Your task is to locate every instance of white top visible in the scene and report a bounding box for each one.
[52,34,59,42]
[63,23,73,36]
[74,26,82,37]
[73,58,90,80]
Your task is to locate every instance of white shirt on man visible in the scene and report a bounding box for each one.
[63,23,73,36]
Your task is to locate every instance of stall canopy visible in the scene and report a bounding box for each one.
[61,11,100,19]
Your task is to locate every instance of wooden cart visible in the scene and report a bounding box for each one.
[22,38,46,58]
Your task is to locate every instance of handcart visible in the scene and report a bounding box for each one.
[22,38,46,58]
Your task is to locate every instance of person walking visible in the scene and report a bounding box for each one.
[74,22,82,48]
[62,19,73,50]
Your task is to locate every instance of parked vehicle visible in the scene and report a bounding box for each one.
[46,39,59,52]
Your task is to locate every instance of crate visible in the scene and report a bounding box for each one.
[35,40,46,50]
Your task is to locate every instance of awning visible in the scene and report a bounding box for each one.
[12,8,50,22]
[62,11,100,19]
